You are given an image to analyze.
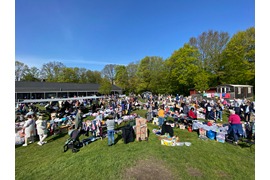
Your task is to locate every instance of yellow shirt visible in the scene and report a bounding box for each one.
[158,109,165,117]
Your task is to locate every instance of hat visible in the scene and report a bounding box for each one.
[229,110,235,114]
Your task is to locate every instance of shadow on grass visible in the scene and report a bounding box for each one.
[47,133,67,143]
[238,139,255,153]
[15,144,22,149]
[115,133,123,144]
[15,136,41,149]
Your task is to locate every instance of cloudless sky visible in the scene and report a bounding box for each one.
[15,0,255,71]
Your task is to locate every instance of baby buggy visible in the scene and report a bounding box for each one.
[63,129,83,153]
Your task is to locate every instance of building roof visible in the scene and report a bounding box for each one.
[15,81,122,93]
[216,84,253,88]
[189,87,216,91]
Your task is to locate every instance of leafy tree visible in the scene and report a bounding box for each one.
[98,78,112,95]
[101,64,116,85]
[189,30,230,86]
[136,56,165,93]
[21,67,41,82]
[15,61,28,81]
[78,68,88,83]
[147,57,167,94]
[40,61,65,82]
[115,65,129,93]
[221,27,255,86]
[165,44,201,95]
[85,70,102,84]
[193,71,210,92]
[126,62,139,94]
[58,67,80,83]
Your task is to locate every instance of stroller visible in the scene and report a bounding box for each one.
[63,129,83,153]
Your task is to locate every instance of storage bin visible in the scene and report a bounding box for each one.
[206,130,216,140]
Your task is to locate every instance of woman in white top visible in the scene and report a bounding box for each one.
[22,113,36,146]
[36,115,48,146]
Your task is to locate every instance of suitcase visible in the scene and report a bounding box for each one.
[135,118,148,141]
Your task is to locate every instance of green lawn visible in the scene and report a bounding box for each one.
[15,109,255,180]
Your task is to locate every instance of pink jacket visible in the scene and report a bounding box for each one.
[229,114,241,124]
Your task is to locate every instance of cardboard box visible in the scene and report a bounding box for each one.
[136,124,148,141]
[136,118,147,126]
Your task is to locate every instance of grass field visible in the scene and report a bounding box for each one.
[15,109,255,180]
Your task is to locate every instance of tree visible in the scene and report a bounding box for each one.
[193,71,210,92]
[21,67,41,82]
[189,30,230,86]
[40,61,65,82]
[58,67,80,83]
[98,78,112,95]
[221,27,255,86]
[15,61,28,81]
[78,68,88,83]
[165,44,202,95]
[115,65,129,93]
[126,62,139,94]
[101,64,116,85]
[136,56,165,93]
[85,70,102,84]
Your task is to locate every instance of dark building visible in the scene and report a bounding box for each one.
[15,81,122,102]
[216,84,254,99]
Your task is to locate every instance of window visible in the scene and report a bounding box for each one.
[238,87,241,94]
[248,87,251,93]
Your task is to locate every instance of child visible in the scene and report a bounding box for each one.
[22,113,36,146]
[36,115,48,146]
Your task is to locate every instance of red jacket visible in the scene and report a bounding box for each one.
[188,110,197,119]
[228,114,241,124]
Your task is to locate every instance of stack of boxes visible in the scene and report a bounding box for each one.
[135,118,148,141]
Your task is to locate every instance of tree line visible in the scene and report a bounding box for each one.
[15,27,255,96]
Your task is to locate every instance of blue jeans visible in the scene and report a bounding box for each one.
[107,130,115,145]
[216,111,223,120]
[158,117,165,126]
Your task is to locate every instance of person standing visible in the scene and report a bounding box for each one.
[49,113,58,135]
[233,98,241,116]
[106,115,115,146]
[22,113,36,146]
[205,102,211,120]
[243,101,252,122]
[228,110,243,145]
[158,105,165,128]
[216,101,224,121]
[36,115,48,146]
[75,107,83,131]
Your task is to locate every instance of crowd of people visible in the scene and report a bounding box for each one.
[15,93,255,147]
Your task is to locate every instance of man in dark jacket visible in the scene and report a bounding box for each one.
[243,101,252,122]
[75,108,83,130]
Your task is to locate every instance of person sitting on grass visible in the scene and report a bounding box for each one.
[188,107,197,120]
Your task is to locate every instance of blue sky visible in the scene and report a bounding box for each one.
[15,0,255,71]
